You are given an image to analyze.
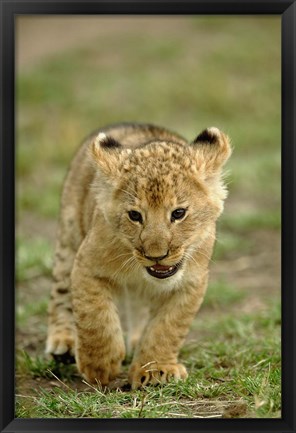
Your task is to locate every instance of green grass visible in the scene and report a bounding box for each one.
[17,17,280,158]
[203,280,246,308]
[17,351,77,380]
[18,180,61,218]
[16,236,53,282]
[16,298,49,326]
[16,299,281,419]
[221,210,281,232]
[213,230,253,260]
[16,17,281,222]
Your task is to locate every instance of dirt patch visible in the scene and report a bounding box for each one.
[16,16,194,73]
[213,229,280,295]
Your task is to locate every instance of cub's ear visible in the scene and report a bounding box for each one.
[191,127,232,177]
[93,132,121,150]
[90,132,124,177]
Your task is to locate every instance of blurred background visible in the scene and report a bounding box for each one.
[15,15,281,417]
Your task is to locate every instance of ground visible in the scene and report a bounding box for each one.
[15,16,281,418]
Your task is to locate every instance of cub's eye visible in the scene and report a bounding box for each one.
[128,210,143,223]
[171,208,187,222]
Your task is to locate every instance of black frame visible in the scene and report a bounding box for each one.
[0,1,295,432]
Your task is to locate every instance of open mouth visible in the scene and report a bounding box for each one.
[146,262,182,279]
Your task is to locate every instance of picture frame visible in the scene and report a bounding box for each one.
[0,0,295,432]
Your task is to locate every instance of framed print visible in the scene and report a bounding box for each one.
[0,1,295,432]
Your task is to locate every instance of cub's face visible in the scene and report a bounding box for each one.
[115,174,219,283]
[91,127,231,284]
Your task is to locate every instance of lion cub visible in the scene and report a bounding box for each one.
[46,123,231,389]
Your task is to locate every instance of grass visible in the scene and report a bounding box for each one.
[213,230,253,260]
[16,16,281,419]
[221,210,281,232]
[16,236,53,282]
[16,299,281,419]
[203,280,246,308]
[16,298,48,326]
[16,16,281,188]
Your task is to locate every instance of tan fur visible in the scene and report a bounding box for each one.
[46,123,231,388]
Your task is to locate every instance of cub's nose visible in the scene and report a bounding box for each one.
[144,252,168,262]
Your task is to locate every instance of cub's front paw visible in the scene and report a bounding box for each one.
[129,361,188,389]
[76,347,125,386]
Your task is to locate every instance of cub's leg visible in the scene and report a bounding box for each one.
[129,274,208,389]
[45,240,76,360]
[46,208,82,361]
[118,286,149,356]
[71,233,126,385]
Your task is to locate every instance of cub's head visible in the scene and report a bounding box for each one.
[91,127,231,286]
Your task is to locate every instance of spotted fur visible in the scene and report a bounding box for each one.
[46,122,231,388]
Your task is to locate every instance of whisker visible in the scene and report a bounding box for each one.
[112,255,141,281]
[111,256,135,281]
[125,257,141,276]
[183,252,199,267]
[119,256,142,282]
[108,252,133,263]
[185,243,216,266]
[183,252,208,272]
[197,250,216,264]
